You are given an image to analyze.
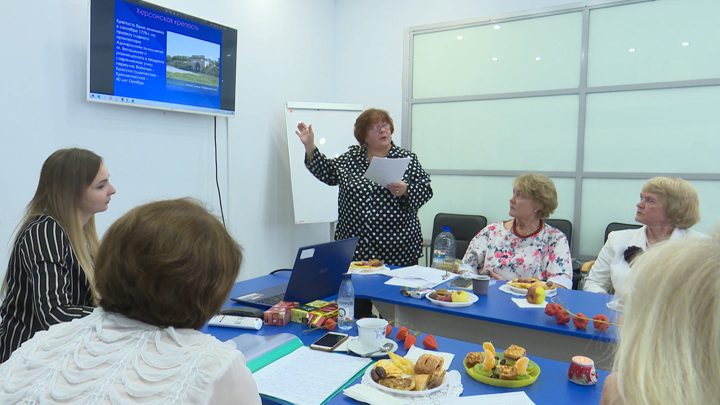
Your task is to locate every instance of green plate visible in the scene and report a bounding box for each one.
[464,353,541,388]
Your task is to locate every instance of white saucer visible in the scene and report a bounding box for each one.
[347,337,398,358]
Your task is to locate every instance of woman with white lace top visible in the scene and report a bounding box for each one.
[0,199,261,404]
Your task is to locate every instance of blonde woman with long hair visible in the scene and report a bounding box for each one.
[600,231,720,404]
[0,148,116,363]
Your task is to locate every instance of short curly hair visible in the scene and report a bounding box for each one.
[353,108,395,145]
[95,198,242,330]
[642,177,700,228]
[514,173,558,219]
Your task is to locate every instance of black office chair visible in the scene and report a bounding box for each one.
[425,213,487,266]
[604,222,642,242]
[544,218,581,289]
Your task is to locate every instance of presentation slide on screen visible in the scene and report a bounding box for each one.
[112,1,222,109]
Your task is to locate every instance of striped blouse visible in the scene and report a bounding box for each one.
[0,215,94,363]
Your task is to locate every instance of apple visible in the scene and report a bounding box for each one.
[451,290,469,302]
[526,285,546,304]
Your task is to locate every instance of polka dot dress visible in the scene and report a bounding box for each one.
[306,143,433,266]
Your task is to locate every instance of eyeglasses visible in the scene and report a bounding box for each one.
[370,123,391,131]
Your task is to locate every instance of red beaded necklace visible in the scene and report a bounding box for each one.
[512,219,544,238]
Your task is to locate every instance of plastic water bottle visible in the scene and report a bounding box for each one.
[337,273,354,331]
[432,226,456,272]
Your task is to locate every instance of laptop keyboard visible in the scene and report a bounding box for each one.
[256,293,284,305]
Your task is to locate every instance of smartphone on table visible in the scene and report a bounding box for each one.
[309,332,349,351]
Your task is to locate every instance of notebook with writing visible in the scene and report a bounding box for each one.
[231,237,359,308]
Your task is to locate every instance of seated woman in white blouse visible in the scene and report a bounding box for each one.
[459,174,573,289]
[0,199,261,404]
[583,177,706,298]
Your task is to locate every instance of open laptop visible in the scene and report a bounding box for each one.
[231,237,359,308]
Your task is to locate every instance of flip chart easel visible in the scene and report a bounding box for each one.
[285,102,364,225]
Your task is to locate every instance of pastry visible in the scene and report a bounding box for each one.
[350,259,384,268]
[378,377,415,391]
[503,344,526,361]
[414,354,445,385]
[499,365,517,380]
[508,278,556,290]
[410,374,430,391]
[464,352,484,368]
[375,359,402,379]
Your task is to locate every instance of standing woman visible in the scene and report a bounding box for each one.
[296,108,433,267]
[0,148,116,362]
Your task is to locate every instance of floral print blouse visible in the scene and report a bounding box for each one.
[305,143,433,266]
[460,221,573,289]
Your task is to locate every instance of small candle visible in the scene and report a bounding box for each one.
[572,356,593,366]
[568,355,598,385]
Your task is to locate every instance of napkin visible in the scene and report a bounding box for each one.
[511,297,547,309]
[406,345,455,369]
[343,385,404,405]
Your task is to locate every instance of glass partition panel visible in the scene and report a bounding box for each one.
[588,0,720,86]
[579,178,720,258]
[584,86,720,173]
[579,179,645,257]
[413,96,578,171]
[420,175,575,249]
[413,12,582,98]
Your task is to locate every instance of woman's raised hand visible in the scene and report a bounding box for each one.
[295,122,315,146]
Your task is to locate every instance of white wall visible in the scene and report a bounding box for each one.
[0,0,580,284]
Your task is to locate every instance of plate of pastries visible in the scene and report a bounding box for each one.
[464,342,540,388]
[349,259,388,274]
[506,278,557,294]
[366,353,447,396]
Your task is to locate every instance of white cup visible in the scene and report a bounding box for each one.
[356,318,388,351]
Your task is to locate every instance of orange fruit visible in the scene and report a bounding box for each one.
[483,342,495,358]
[482,349,495,371]
[515,357,529,375]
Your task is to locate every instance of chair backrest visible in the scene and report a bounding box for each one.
[544,218,573,251]
[431,213,488,259]
[604,222,642,242]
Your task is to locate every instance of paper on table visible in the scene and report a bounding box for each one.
[383,278,435,289]
[511,297,548,309]
[380,265,457,282]
[253,346,371,405]
[363,157,411,186]
[443,391,536,405]
[381,266,458,288]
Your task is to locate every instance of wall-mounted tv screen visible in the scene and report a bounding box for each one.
[88,0,237,116]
